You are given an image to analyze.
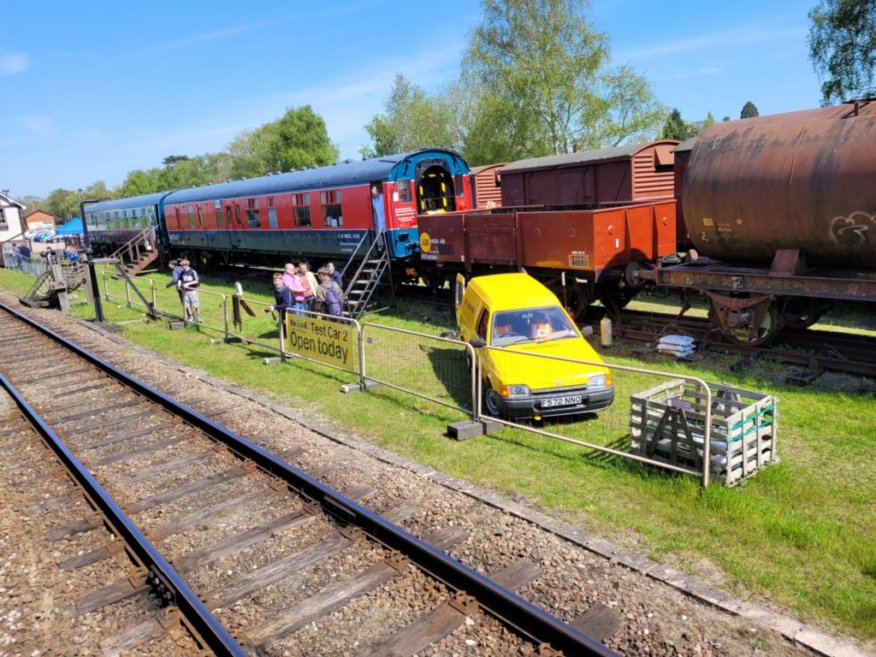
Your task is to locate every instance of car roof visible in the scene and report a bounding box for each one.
[468,273,559,311]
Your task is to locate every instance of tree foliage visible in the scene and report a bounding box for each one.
[740,101,759,119]
[42,181,114,221]
[228,106,338,178]
[808,0,876,105]
[660,108,690,141]
[364,75,458,157]
[460,0,664,159]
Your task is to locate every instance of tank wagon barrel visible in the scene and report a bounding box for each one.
[683,101,876,269]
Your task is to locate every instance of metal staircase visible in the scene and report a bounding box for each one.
[340,231,394,319]
[109,228,158,276]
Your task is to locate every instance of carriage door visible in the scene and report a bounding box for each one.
[416,160,456,214]
[227,202,243,248]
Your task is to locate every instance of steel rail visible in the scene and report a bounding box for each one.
[0,372,245,657]
[0,302,617,657]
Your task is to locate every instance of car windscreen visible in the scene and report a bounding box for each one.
[490,306,578,345]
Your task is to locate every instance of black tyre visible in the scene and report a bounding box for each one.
[482,381,503,417]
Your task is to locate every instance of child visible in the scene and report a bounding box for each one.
[177,259,201,323]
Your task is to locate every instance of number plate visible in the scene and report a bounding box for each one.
[541,395,582,408]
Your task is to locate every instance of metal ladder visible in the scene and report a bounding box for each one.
[340,231,394,319]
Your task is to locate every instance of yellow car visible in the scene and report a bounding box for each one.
[455,272,614,420]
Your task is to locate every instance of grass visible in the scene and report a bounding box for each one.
[1,266,874,640]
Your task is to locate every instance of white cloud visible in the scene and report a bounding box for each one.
[617,22,805,61]
[0,53,31,76]
[18,115,59,137]
[665,67,723,80]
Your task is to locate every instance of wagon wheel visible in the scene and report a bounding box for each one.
[780,298,827,331]
[420,271,447,295]
[711,303,782,346]
[598,288,636,318]
[566,283,594,321]
[782,311,823,331]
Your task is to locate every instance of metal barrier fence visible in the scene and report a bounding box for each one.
[96,269,746,487]
[360,323,476,415]
[475,346,715,486]
[2,251,52,278]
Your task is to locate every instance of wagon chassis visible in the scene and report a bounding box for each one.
[637,249,876,345]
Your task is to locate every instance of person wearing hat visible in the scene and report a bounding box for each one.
[177,259,201,323]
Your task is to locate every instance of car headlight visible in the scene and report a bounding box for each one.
[500,384,530,397]
[588,374,607,388]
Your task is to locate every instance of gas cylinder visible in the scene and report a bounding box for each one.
[600,316,613,347]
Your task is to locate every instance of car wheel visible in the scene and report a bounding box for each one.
[483,382,502,417]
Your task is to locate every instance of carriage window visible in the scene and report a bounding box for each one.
[246,198,261,228]
[234,206,242,225]
[321,190,343,226]
[455,174,466,196]
[292,193,311,227]
[187,204,195,229]
[268,208,278,228]
[396,179,412,203]
[215,200,224,227]
[197,207,204,227]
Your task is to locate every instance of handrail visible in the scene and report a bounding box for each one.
[108,227,157,264]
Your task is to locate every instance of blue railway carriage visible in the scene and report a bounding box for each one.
[162,148,473,264]
[83,192,171,255]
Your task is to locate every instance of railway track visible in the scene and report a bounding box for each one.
[591,309,876,381]
[0,302,615,656]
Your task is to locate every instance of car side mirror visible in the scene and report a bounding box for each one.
[469,337,486,348]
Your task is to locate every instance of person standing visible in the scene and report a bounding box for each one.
[371,184,386,252]
[266,272,293,321]
[297,261,318,311]
[326,261,343,291]
[177,259,201,323]
[316,266,344,317]
[281,263,306,315]
[166,259,185,312]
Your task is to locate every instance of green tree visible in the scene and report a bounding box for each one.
[460,0,662,158]
[583,65,665,148]
[808,0,876,104]
[688,111,716,137]
[229,106,338,178]
[660,108,690,140]
[740,101,759,118]
[118,170,163,198]
[364,75,458,157]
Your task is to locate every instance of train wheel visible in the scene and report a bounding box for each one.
[782,312,823,331]
[781,299,827,330]
[567,284,594,320]
[598,288,636,317]
[714,303,781,346]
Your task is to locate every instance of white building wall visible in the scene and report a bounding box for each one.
[0,202,24,243]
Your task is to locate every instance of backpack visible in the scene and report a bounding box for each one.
[325,284,342,307]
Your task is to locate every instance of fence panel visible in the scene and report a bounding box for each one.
[361,323,476,416]
[477,346,717,486]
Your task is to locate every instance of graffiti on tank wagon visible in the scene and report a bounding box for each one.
[829,212,875,248]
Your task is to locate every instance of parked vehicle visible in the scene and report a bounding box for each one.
[455,272,613,420]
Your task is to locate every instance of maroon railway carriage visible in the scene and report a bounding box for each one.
[498,140,679,208]
[418,200,677,317]
[469,163,505,209]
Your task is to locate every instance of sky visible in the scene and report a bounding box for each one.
[1,0,823,200]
